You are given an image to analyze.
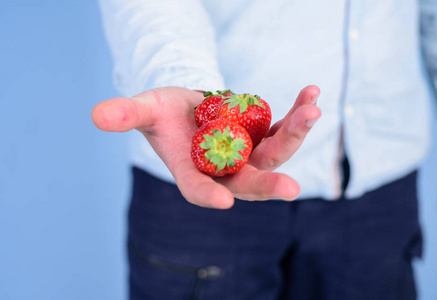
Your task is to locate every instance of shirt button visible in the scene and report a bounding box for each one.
[349,28,360,41]
[344,105,355,118]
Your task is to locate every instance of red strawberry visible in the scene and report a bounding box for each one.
[217,93,272,147]
[191,119,252,177]
[194,90,234,127]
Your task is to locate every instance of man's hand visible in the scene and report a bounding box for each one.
[91,86,321,209]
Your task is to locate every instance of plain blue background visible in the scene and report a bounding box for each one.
[0,1,436,299]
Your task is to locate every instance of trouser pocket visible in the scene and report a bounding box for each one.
[128,243,223,300]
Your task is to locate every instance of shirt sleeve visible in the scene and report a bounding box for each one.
[420,0,437,93]
[98,0,226,96]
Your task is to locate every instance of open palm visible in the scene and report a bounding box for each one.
[92,86,321,209]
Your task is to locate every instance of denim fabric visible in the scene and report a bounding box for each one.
[128,167,421,300]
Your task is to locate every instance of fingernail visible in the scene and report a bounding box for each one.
[274,191,300,201]
[310,95,319,104]
[305,118,317,128]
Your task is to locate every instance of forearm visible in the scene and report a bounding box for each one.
[98,0,225,96]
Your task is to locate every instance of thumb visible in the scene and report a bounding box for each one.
[91,96,155,132]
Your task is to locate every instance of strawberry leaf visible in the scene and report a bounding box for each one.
[223,93,265,114]
[203,91,213,98]
[204,89,234,99]
[200,125,248,171]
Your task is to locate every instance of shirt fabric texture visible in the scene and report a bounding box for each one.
[99,0,437,200]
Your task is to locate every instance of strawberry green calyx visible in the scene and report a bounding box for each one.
[223,94,265,114]
[200,126,248,171]
[203,89,234,99]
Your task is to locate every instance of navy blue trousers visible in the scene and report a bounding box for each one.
[128,167,422,300]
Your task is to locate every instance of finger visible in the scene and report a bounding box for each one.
[171,154,235,209]
[266,85,320,138]
[91,93,156,132]
[250,104,321,170]
[216,165,300,201]
[288,85,320,114]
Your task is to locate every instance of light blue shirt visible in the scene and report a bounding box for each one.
[99,0,436,199]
